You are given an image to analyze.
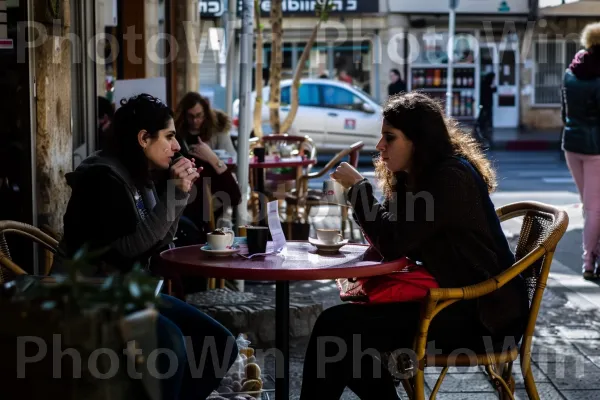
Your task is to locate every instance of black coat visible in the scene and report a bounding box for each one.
[347,157,529,336]
[561,69,600,155]
[52,151,189,275]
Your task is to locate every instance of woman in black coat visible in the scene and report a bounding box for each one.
[300,92,529,399]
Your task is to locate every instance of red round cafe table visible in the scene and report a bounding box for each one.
[157,241,399,399]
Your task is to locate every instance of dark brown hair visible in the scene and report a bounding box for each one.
[174,92,217,143]
[375,92,496,199]
[108,93,173,185]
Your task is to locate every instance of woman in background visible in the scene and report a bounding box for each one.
[561,22,600,280]
[174,92,241,238]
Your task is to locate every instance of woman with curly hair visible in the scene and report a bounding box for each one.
[562,22,600,280]
[174,92,241,238]
[300,92,529,399]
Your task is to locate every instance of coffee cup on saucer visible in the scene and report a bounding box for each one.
[207,229,234,250]
[316,229,344,245]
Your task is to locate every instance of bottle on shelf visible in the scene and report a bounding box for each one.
[433,69,441,87]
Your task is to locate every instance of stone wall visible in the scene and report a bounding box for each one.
[520,17,597,131]
[34,0,72,234]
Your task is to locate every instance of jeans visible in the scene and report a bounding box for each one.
[565,151,600,271]
[299,301,515,400]
[156,294,238,400]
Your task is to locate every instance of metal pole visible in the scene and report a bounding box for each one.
[225,0,237,116]
[373,31,381,103]
[236,0,253,229]
[446,0,457,117]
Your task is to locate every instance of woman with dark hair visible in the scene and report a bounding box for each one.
[174,92,241,237]
[52,93,238,400]
[388,68,406,97]
[300,92,529,399]
[561,22,600,280]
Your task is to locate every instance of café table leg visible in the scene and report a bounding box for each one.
[275,280,290,399]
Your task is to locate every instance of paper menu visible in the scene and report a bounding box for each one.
[267,200,287,252]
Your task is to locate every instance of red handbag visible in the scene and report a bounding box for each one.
[336,256,439,304]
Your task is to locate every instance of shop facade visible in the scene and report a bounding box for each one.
[201,0,385,104]
[388,0,537,128]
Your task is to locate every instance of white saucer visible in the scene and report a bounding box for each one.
[200,245,240,257]
[308,237,349,253]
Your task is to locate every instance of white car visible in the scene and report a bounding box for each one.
[232,78,382,153]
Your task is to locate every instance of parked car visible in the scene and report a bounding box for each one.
[231,79,382,153]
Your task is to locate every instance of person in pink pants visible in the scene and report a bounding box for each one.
[565,153,600,279]
[561,22,600,279]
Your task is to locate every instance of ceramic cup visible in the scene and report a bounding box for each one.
[207,230,234,250]
[316,229,344,245]
[246,226,269,254]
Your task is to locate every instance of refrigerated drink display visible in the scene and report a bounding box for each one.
[409,66,477,119]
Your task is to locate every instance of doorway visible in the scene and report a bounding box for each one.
[479,40,519,129]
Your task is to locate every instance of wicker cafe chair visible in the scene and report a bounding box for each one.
[0,220,59,284]
[396,201,569,400]
[285,141,364,237]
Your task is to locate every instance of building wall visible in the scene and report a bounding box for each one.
[35,0,73,234]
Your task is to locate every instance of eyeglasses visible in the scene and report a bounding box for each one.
[187,112,205,120]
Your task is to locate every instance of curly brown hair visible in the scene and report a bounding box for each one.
[375,92,497,199]
[174,92,217,143]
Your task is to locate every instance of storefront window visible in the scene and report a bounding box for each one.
[411,30,477,65]
[263,44,295,80]
[333,41,371,91]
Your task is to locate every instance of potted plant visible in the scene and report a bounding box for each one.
[0,246,163,400]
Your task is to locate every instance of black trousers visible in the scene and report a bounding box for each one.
[300,301,519,400]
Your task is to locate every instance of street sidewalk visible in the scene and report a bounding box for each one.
[245,204,600,399]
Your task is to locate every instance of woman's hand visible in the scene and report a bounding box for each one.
[170,157,201,193]
[330,162,364,189]
[189,140,217,163]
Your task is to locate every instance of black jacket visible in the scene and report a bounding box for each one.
[347,157,529,336]
[561,69,600,155]
[51,151,189,275]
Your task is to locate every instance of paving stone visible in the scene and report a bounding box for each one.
[556,326,600,340]
[562,390,600,400]
[424,366,484,374]
[571,339,600,358]
[514,383,563,400]
[423,373,496,393]
[511,362,549,387]
[538,358,600,390]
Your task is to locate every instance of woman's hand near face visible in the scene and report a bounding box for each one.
[189,140,217,163]
[330,162,365,189]
[170,157,201,193]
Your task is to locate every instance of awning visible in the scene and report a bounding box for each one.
[541,0,600,17]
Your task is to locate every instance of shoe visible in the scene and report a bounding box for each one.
[583,270,597,280]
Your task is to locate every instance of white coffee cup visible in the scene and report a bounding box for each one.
[207,230,234,250]
[323,180,349,206]
[316,229,343,245]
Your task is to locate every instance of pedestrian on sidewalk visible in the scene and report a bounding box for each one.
[561,22,600,280]
[299,92,529,400]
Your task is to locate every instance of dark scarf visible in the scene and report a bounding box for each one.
[569,46,600,80]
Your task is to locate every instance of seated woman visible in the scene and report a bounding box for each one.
[300,92,529,399]
[174,92,241,237]
[51,93,238,400]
